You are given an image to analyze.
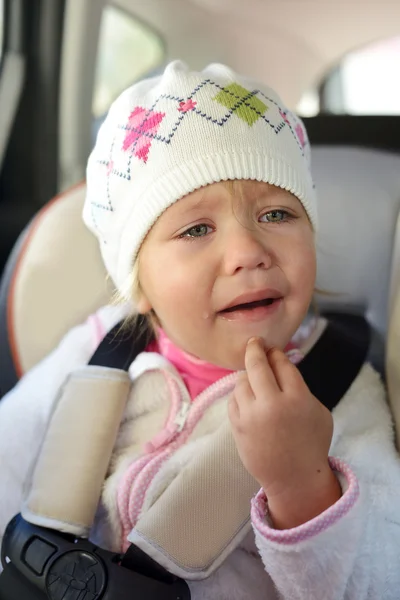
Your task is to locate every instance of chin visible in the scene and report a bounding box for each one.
[209,349,244,371]
[222,334,292,371]
[217,345,252,371]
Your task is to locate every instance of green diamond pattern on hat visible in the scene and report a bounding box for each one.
[213,83,268,126]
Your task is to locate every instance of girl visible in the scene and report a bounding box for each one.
[1,61,400,599]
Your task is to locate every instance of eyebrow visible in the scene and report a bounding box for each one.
[173,183,295,219]
[175,189,221,215]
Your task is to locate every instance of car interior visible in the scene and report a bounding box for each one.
[1,0,400,596]
[1,0,400,396]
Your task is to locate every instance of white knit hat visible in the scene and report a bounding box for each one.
[83,60,317,296]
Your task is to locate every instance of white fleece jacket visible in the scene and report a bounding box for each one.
[1,306,400,600]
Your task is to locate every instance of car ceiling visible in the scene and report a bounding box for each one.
[115,0,400,107]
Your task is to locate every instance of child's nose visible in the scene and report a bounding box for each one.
[221,226,272,275]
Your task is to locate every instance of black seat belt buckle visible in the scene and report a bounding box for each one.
[0,514,190,600]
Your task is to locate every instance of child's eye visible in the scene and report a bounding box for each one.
[179,224,213,238]
[260,210,291,223]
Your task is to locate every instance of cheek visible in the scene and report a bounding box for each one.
[140,249,209,318]
[287,236,316,296]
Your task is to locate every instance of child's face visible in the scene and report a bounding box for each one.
[137,181,316,370]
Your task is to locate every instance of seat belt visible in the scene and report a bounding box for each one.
[0,313,370,598]
[89,311,370,410]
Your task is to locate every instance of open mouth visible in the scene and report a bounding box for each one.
[220,297,279,314]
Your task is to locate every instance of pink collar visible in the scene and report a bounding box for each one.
[147,329,233,400]
[146,329,302,400]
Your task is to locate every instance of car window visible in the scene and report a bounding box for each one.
[92,5,165,121]
[0,0,4,64]
[298,35,400,116]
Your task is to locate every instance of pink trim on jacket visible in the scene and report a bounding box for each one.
[117,329,305,550]
[117,372,238,551]
[251,457,360,544]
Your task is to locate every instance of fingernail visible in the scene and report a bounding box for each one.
[247,337,258,345]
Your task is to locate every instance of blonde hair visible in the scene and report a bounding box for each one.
[112,256,160,337]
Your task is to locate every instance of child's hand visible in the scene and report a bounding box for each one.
[228,337,341,528]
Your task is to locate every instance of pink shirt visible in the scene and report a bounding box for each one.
[146,329,299,400]
[146,329,233,399]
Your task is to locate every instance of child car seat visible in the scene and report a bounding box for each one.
[0,311,371,600]
[1,146,400,398]
[1,146,400,599]
[0,183,114,397]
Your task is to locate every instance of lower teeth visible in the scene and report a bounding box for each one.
[226,299,275,312]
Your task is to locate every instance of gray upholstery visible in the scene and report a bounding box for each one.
[313,147,400,371]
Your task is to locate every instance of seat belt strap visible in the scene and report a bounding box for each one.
[22,367,130,536]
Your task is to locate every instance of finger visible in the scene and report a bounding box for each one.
[245,337,280,396]
[229,372,252,422]
[267,347,305,393]
[234,371,254,403]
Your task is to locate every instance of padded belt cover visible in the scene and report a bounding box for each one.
[130,419,260,580]
[22,367,130,536]
[22,365,257,579]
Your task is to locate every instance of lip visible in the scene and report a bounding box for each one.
[218,297,283,322]
[218,288,283,313]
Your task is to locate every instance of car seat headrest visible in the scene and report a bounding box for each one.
[313,147,400,371]
[0,183,114,383]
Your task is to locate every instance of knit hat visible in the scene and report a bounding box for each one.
[83,60,317,297]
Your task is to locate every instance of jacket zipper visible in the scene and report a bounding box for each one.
[119,370,239,541]
[172,371,238,433]
[174,400,191,431]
